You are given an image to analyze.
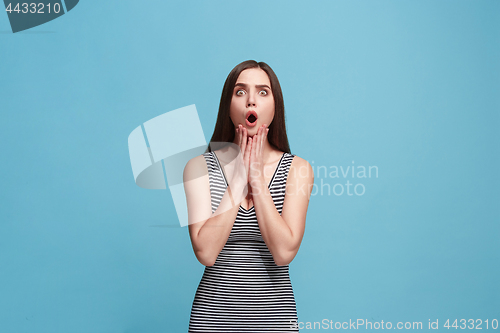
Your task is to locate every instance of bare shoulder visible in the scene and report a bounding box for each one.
[183,154,208,181]
[289,154,314,181]
[282,154,314,231]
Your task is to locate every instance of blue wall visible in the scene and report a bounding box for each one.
[0,1,498,332]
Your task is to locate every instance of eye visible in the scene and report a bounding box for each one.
[235,89,245,96]
[259,90,268,96]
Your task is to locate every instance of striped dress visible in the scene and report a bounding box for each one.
[188,151,299,332]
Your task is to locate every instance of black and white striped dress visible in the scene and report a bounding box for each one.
[188,151,299,332]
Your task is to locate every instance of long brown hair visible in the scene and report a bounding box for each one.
[205,60,291,154]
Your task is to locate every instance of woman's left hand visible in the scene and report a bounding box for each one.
[248,124,269,192]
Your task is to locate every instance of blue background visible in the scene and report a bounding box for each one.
[1,1,498,332]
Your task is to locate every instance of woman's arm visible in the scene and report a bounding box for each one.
[183,155,245,266]
[252,156,314,266]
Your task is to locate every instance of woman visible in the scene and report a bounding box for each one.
[183,60,314,332]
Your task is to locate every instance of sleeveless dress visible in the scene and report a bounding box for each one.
[188,151,299,332]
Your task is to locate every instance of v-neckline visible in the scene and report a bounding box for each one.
[212,151,286,212]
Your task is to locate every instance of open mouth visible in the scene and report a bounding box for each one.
[245,111,258,127]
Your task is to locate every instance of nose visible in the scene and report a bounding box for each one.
[247,91,256,107]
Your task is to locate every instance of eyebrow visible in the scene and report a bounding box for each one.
[234,83,271,90]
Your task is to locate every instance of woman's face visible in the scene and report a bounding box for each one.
[229,68,275,137]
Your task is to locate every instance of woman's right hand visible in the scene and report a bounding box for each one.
[216,125,252,208]
[236,124,252,184]
[223,125,252,204]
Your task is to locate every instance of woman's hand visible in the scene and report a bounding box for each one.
[248,124,269,192]
[223,124,253,206]
[235,124,252,185]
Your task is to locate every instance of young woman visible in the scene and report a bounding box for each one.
[183,60,314,332]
